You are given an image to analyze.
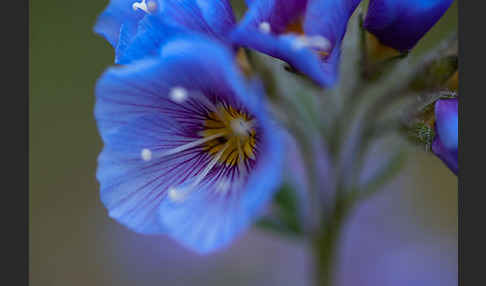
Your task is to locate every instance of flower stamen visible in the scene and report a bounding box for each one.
[159,132,226,157]
[141,148,152,161]
[168,142,229,202]
[132,0,157,14]
[259,22,271,34]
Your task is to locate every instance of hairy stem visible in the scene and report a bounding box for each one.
[313,195,351,286]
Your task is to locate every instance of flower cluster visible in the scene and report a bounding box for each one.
[93,0,456,253]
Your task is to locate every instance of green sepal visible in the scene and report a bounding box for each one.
[256,184,303,237]
[409,54,458,91]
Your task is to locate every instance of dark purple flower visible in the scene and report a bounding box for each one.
[231,0,362,87]
[364,0,454,52]
[432,98,458,175]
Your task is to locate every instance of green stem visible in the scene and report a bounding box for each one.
[313,196,350,286]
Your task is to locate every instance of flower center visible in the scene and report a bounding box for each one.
[199,104,257,167]
[137,88,258,202]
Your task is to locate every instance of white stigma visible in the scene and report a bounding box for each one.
[132,0,157,14]
[169,87,188,103]
[231,118,252,137]
[259,22,271,34]
[141,148,152,161]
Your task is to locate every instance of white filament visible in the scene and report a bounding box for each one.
[160,133,225,157]
[168,143,229,202]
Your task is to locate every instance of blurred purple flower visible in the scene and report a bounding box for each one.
[432,98,458,175]
[231,0,361,87]
[336,181,457,286]
[364,0,454,52]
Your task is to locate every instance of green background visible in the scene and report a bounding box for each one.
[30,1,458,285]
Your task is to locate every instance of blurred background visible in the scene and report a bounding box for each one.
[30,0,458,285]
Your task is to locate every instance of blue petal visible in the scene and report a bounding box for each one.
[237,0,308,33]
[435,98,458,152]
[116,1,236,64]
[159,123,284,254]
[232,26,338,86]
[93,0,146,48]
[303,0,362,84]
[160,0,236,41]
[364,0,454,52]
[114,22,140,63]
[97,113,198,234]
[116,16,189,64]
[432,135,458,175]
[95,0,236,62]
[303,0,362,52]
[432,98,458,175]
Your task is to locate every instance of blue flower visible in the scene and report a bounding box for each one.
[231,0,362,87]
[364,0,454,52]
[432,98,458,175]
[94,0,236,62]
[94,36,284,253]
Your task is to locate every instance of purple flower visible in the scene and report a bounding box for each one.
[231,0,362,87]
[94,0,236,63]
[364,0,454,52]
[432,98,458,175]
[94,36,284,253]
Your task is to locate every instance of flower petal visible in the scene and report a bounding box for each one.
[432,135,458,175]
[116,0,236,64]
[93,0,146,48]
[115,16,189,64]
[95,0,236,63]
[435,98,458,152]
[97,113,202,234]
[160,0,236,40]
[237,0,308,34]
[231,27,338,86]
[303,0,362,52]
[432,98,458,175]
[364,0,454,52]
